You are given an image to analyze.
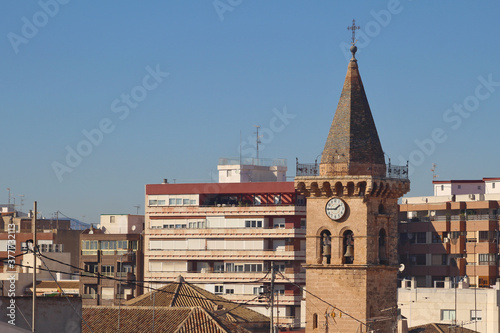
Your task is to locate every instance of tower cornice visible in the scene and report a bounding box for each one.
[295,175,410,199]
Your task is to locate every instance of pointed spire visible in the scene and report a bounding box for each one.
[320,49,385,177]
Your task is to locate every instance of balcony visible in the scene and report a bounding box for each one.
[81,294,97,299]
[146,270,305,284]
[148,204,306,218]
[147,227,306,238]
[146,249,305,261]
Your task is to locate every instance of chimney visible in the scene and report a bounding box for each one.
[163,179,168,184]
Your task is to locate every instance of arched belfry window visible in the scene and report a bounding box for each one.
[343,230,354,264]
[320,230,332,264]
[378,203,385,214]
[379,229,388,265]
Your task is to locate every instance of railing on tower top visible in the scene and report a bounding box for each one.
[295,158,409,179]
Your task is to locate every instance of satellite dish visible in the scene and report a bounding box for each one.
[132,225,136,231]
[399,264,405,272]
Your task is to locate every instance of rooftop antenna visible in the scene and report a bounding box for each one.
[133,205,140,215]
[431,163,438,180]
[18,194,24,212]
[7,188,11,205]
[254,125,262,160]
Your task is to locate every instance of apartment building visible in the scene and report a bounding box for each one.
[144,158,306,328]
[399,178,500,288]
[79,214,144,306]
[399,277,500,333]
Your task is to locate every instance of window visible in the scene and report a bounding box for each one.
[214,285,223,294]
[493,183,496,189]
[169,199,176,205]
[83,262,98,276]
[84,284,97,295]
[102,265,115,277]
[253,287,263,295]
[183,199,190,205]
[157,200,165,205]
[471,310,482,321]
[478,231,490,242]
[254,196,261,205]
[313,313,318,329]
[149,200,157,206]
[244,264,262,272]
[441,309,456,321]
[416,232,426,244]
[410,254,426,266]
[478,186,481,190]
[176,198,182,205]
[458,185,462,189]
[225,289,234,294]
[214,263,224,273]
[479,253,496,265]
[245,220,262,228]
[441,185,444,191]
[432,232,442,243]
[110,216,115,223]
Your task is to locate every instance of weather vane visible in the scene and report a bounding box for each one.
[347,19,360,46]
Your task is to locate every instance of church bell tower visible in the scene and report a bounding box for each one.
[295,22,410,332]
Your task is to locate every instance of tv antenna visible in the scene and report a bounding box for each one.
[431,163,438,180]
[254,125,262,160]
[133,205,140,214]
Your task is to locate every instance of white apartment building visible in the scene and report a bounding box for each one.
[399,277,500,333]
[144,158,306,328]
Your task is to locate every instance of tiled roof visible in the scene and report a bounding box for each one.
[409,323,478,333]
[34,280,80,289]
[124,278,269,324]
[82,306,252,333]
[320,51,385,176]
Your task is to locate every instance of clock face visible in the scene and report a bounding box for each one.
[325,198,346,220]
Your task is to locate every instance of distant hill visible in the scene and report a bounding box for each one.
[68,218,91,230]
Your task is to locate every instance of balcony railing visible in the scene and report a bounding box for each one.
[82,294,97,299]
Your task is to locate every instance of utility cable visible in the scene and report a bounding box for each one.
[32,247,95,333]
[276,270,371,330]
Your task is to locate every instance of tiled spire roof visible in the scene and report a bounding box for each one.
[320,47,385,177]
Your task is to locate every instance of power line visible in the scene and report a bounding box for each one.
[276,270,371,331]
[33,248,94,333]
[5,253,272,309]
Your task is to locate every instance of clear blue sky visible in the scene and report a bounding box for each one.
[1,1,499,224]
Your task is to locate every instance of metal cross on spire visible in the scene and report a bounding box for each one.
[347,19,360,45]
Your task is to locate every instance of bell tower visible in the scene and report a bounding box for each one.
[295,26,410,332]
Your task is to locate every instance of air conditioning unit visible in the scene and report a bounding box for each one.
[443,237,450,243]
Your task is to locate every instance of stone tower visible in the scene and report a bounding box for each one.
[295,45,410,332]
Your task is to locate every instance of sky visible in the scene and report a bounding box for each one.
[1,1,500,224]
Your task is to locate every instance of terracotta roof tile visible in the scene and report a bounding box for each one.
[124,279,268,324]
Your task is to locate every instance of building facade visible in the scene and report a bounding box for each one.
[399,277,500,333]
[79,225,144,305]
[144,158,306,328]
[295,45,409,332]
[399,178,500,288]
